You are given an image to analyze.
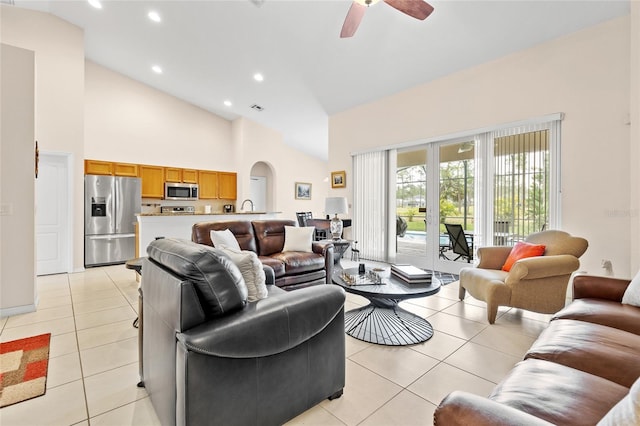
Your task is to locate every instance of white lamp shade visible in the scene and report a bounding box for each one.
[325,197,348,215]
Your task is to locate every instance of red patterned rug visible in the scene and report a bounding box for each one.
[0,333,51,408]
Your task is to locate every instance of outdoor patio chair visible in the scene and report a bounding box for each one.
[444,223,474,263]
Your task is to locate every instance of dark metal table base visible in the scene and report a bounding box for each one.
[344,297,434,345]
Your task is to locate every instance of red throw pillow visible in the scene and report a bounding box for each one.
[502,241,546,272]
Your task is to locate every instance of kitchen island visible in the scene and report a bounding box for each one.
[136,212,281,256]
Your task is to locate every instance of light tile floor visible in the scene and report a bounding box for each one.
[0,261,553,426]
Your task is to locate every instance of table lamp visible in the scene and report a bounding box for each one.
[325,197,348,240]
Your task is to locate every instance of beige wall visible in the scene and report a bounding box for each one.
[2,5,329,284]
[85,62,329,220]
[85,61,234,170]
[330,16,633,276]
[232,117,330,219]
[84,62,329,219]
[631,2,640,275]
[1,5,85,274]
[0,44,36,315]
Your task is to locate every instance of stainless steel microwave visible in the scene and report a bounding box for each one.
[165,182,199,200]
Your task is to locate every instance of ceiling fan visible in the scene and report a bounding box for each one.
[340,0,434,38]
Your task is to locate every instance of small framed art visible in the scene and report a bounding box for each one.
[331,170,346,188]
[295,182,312,200]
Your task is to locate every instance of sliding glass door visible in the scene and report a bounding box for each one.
[395,141,476,273]
[380,116,560,273]
[395,148,429,265]
[435,141,476,273]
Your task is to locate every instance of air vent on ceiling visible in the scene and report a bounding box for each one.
[250,104,265,112]
[0,0,16,5]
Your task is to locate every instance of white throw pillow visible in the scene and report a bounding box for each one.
[218,247,268,302]
[282,226,314,253]
[597,376,640,426]
[621,270,640,307]
[210,229,241,251]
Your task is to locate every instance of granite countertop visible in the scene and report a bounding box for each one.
[138,211,275,217]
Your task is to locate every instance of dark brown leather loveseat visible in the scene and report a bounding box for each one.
[192,219,334,291]
[435,273,640,425]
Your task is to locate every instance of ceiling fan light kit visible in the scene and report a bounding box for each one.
[341,0,434,38]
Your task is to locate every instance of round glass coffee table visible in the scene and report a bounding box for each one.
[332,266,441,346]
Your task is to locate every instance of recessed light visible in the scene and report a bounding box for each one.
[148,11,161,23]
[223,100,232,107]
[88,0,102,9]
[151,65,163,74]
[253,73,264,82]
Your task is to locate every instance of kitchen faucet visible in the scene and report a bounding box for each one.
[241,199,254,212]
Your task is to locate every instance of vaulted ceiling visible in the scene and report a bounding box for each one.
[14,0,630,160]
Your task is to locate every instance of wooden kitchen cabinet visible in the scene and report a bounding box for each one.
[182,169,198,183]
[198,170,219,199]
[85,160,138,177]
[140,165,165,198]
[85,159,113,175]
[164,167,182,183]
[218,172,237,200]
[114,162,139,177]
[165,167,198,184]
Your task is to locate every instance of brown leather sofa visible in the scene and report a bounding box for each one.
[192,219,334,291]
[435,274,640,425]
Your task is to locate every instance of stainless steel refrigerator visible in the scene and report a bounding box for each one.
[85,175,141,267]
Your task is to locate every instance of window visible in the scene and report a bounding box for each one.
[352,113,561,269]
[492,129,551,244]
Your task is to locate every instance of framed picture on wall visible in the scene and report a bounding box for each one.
[295,182,312,200]
[331,170,346,188]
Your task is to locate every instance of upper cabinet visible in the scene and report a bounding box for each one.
[218,172,237,200]
[114,162,138,177]
[139,165,164,198]
[182,169,198,183]
[84,159,236,200]
[164,167,182,183]
[198,171,237,200]
[85,160,138,177]
[84,159,113,175]
[198,170,219,199]
[165,167,199,184]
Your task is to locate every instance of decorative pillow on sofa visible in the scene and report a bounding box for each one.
[621,269,640,307]
[502,241,546,272]
[210,229,241,251]
[597,376,640,426]
[282,226,314,253]
[218,247,268,302]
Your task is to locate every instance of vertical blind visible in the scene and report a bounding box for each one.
[493,126,550,243]
[352,151,388,261]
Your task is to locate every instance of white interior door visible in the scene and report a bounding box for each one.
[250,176,267,212]
[36,152,70,275]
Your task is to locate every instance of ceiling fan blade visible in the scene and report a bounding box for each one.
[383,0,434,20]
[340,2,367,38]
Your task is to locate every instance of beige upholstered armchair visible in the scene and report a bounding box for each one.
[459,230,588,324]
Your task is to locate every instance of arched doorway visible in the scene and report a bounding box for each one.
[249,161,275,212]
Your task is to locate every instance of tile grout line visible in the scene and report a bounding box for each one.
[67,272,93,425]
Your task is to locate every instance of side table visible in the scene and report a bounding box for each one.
[321,239,352,264]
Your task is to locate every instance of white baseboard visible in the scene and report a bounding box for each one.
[0,303,37,319]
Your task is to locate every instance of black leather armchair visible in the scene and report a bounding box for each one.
[141,238,345,426]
